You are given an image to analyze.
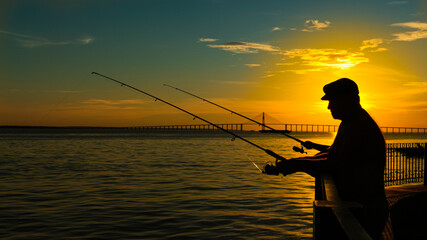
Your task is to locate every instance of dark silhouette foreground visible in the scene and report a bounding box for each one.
[265,78,389,240]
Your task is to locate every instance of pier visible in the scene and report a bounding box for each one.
[381,127,427,134]
[129,123,426,134]
[282,124,338,132]
[129,123,339,132]
[129,123,244,131]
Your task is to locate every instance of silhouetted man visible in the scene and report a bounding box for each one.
[265,78,389,239]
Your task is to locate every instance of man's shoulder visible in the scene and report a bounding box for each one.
[343,110,384,141]
[353,109,381,129]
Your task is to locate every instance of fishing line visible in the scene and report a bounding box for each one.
[163,84,304,144]
[247,155,264,174]
[91,72,285,161]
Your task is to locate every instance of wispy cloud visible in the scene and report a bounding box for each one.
[300,19,331,32]
[282,48,369,70]
[390,21,427,41]
[201,19,408,75]
[6,88,81,94]
[207,42,280,53]
[388,1,408,5]
[403,82,427,88]
[280,68,323,75]
[0,30,69,47]
[275,62,298,66]
[393,82,427,110]
[205,39,370,74]
[199,38,219,42]
[218,80,259,85]
[78,99,149,111]
[53,90,81,94]
[80,37,94,44]
[200,18,426,77]
[82,99,148,106]
[245,64,261,67]
[0,30,95,47]
[360,38,388,52]
[263,73,276,78]
[401,82,427,98]
[359,22,427,52]
[272,27,281,31]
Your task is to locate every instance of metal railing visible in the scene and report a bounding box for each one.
[314,175,373,240]
[385,143,426,186]
[313,143,425,239]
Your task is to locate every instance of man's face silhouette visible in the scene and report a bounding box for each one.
[327,99,346,120]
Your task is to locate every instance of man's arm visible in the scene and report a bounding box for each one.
[265,156,330,177]
[302,141,330,152]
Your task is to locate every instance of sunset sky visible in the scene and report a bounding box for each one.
[1,0,426,127]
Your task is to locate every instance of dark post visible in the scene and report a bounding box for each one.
[424,143,426,186]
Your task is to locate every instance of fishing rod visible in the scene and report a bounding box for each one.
[91,72,286,161]
[163,84,308,153]
[164,84,302,143]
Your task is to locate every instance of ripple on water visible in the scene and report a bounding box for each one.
[0,132,324,239]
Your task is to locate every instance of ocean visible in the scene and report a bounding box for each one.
[0,128,425,240]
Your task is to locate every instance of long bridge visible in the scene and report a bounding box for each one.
[128,112,426,133]
[128,123,427,133]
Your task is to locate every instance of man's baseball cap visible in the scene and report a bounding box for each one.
[321,78,359,100]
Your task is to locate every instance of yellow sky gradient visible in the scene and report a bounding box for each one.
[1,1,426,128]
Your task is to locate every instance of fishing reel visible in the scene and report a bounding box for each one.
[293,145,307,154]
[262,150,286,176]
[263,157,289,175]
[263,162,279,175]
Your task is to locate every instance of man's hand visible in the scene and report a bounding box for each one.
[302,141,315,149]
[263,160,298,177]
[302,141,330,152]
[263,163,280,175]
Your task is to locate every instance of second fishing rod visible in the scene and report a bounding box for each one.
[92,72,286,162]
[163,84,311,154]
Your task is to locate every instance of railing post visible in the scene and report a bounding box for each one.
[424,143,426,186]
[313,175,371,240]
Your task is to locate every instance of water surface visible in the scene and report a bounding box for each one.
[0,129,424,239]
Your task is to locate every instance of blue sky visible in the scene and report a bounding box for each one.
[1,0,426,127]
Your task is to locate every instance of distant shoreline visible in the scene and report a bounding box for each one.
[0,126,129,129]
